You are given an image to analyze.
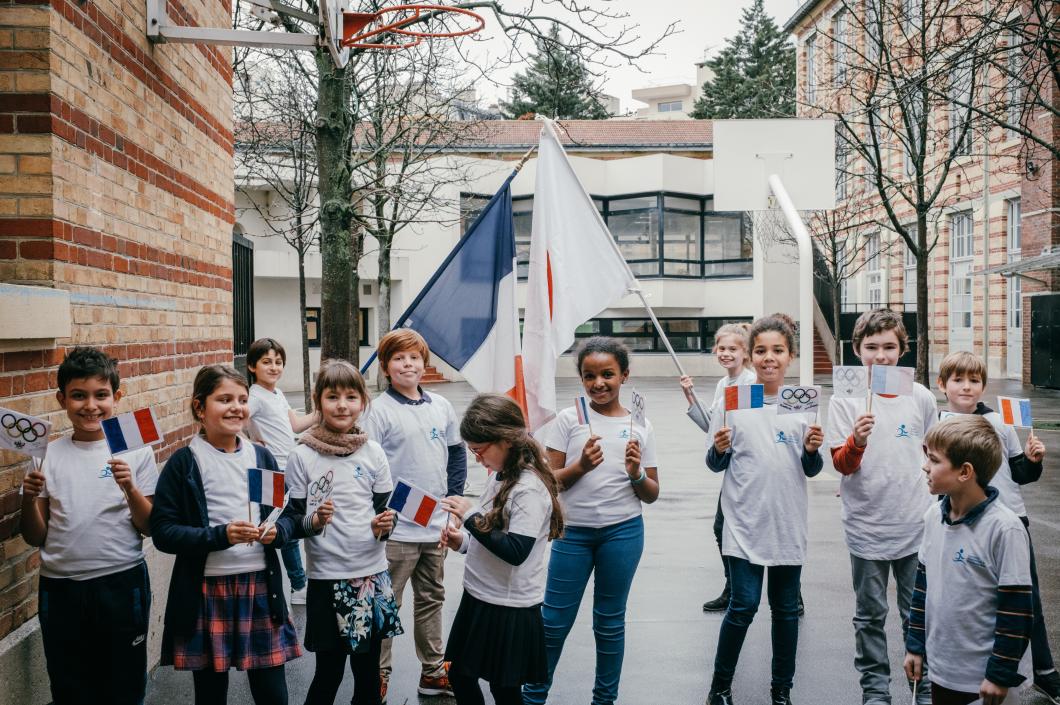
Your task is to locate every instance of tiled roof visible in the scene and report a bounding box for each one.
[444,119,713,152]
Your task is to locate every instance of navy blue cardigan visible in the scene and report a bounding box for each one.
[150,442,304,637]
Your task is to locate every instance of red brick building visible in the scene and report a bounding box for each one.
[0,0,235,695]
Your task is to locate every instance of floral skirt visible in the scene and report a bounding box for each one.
[304,570,403,654]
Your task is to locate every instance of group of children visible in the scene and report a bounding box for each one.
[15,307,1057,705]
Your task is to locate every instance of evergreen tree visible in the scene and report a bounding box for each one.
[690,0,795,119]
[501,25,611,119]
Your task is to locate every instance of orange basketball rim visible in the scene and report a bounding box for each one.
[341,4,485,49]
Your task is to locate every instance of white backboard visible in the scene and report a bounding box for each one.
[319,0,350,68]
[712,119,836,212]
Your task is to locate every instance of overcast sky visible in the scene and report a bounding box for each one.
[470,0,803,113]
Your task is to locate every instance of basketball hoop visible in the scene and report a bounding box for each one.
[341,4,485,50]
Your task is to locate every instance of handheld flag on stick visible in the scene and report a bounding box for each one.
[723,384,764,427]
[248,467,286,508]
[870,366,914,396]
[102,409,162,455]
[0,407,51,459]
[388,480,439,528]
[832,366,868,399]
[997,397,1033,428]
[777,385,821,419]
[629,387,646,438]
[575,396,592,435]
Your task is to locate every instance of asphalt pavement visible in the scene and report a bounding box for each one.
[145,376,1060,705]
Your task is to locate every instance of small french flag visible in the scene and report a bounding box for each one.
[724,384,764,411]
[388,480,439,528]
[998,397,1033,428]
[575,396,591,426]
[248,467,286,507]
[102,408,162,454]
[870,365,915,396]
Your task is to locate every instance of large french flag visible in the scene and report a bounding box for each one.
[366,173,526,417]
[522,120,637,430]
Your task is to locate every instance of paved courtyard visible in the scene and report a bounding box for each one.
[146,376,1060,704]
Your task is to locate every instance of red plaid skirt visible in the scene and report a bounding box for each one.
[161,570,302,672]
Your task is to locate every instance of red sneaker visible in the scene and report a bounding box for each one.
[379,672,388,704]
[417,671,454,697]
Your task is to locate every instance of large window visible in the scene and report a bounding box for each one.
[1007,198,1021,329]
[866,232,882,308]
[658,100,683,113]
[461,191,752,280]
[1006,31,1023,135]
[305,307,369,347]
[833,11,848,87]
[569,317,753,353]
[806,34,818,103]
[950,65,973,156]
[903,239,917,310]
[949,211,974,330]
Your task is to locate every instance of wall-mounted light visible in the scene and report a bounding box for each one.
[1027,159,1038,177]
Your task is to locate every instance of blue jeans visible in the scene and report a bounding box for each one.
[712,556,801,690]
[280,539,306,591]
[522,515,644,705]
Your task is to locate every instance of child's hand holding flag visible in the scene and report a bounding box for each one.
[578,435,604,473]
[311,499,335,532]
[714,427,732,455]
[1026,433,1045,463]
[372,509,396,540]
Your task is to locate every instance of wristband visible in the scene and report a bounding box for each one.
[630,469,647,485]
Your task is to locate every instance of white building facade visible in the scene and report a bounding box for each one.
[237,120,801,391]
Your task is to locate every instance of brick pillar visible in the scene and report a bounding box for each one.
[0,0,234,671]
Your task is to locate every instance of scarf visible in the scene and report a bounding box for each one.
[300,423,368,457]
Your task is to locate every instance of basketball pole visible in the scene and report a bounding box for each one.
[767,174,814,387]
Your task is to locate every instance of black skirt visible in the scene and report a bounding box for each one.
[444,590,547,688]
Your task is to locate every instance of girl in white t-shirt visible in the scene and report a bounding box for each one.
[705,314,824,705]
[522,337,660,705]
[439,394,563,705]
[245,337,318,603]
[678,323,756,613]
[152,365,301,704]
[285,359,402,705]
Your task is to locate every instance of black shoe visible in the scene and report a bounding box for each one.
[703,587,731,612]
[797,593,805,616]
[707,688,734,705]
[1035,670,1060,704]
[770,686,792,705]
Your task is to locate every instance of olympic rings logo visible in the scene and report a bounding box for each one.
[781,388,819,403]
[309,470,335,500]
[835,368,866,383]
[1,413,47,445]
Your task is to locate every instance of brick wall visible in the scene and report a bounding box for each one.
[0,0,233,647]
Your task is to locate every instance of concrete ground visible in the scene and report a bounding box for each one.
[146,377,1060,705]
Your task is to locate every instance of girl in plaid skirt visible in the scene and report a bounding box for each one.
[285,360,403,705]
[151,365,303,705]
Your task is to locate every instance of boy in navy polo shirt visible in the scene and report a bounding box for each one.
[905,415,1033,705]
[20,347,158,705]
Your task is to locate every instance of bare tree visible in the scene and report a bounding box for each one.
[234,49,320,408]
[801,0,1003,382]
[239,1,677,361]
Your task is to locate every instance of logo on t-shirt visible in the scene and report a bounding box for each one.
[428,427,440,441]
[619,428,630,440]
[98,463,113,479]
[775,431,799,445]
[353,465,364,478]
[952,548,987,568]
[895,424,912,439]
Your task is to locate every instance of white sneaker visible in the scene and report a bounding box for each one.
[290,587,307,605]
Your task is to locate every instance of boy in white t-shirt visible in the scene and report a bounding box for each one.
[935,351,1058,702]
[244,337,318,604]
[362,329,466,700]
[19,346,158,705]
[826,309,937,705]
[905,415,1033,705]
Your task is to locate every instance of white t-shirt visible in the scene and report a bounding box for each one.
[189,435,268,576]
[286,440,393,579]
[38,437,158,580]
[826,383,938,560]
[708,396,816,566]
[461,471,553,608]
[544,405,657,528]
[919,497,1031,693]
[361,388,461,543]
[247,384,295,469]
[687,369,758,433]
[982,411,1027,518]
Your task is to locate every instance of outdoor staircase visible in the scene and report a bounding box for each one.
[420,364,448,384]
[813,327,833,375]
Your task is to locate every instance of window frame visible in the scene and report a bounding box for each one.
[806,33,818,103]
[305,307,369,348]
[949,211,974,330]
[566,316,754,354]
[833,10,848,87]
[657,100,684,113]
[1007,198,1022,330]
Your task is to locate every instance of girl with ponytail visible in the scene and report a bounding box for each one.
[438,394,562,705]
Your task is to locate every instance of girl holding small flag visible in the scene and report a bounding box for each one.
[151,365,301,705]
[523,337,659,705]
[285,360,403,705]
[705,314,824,705]
[438,394,563,705]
